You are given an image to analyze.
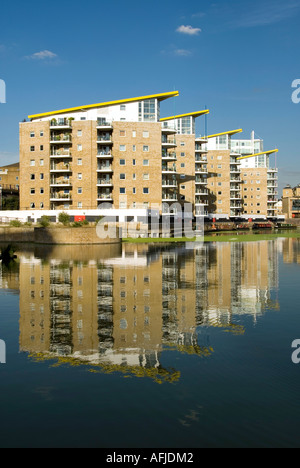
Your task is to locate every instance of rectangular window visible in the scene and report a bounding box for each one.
[143,160,149,166]
[77,144,82,151]
[143,188,149,194]
[132,131,136,138]
[120,188,126,194]
[80,117,86,121]
[40,188,44,194]
[30,146,35,152]
[120,159,126,166]
[78,187,82,194]
[120,174,126,180]
[143,145,149,152]
[77,130,82,137]
[30,160,35,166]
[181,152,185,157]
[133,159,136,166]
[143,131,149,138]
[77,158,82,165]
[30,188,35,194]
[119,145,126,151]
[30,174,35,180]
[40,145,44,151]
[78,202,82,208]
[40,131,44,137]
[143,173,149,180]
[120,104,126,111]
[133,173,136,180]
[180,142,185,147]
[181,163,185,168]
[133,187,136,194]
[132,145,136,152]
[30,132,35,138]
[40,173,44,180]
[78,173,82,180]
[40,159,44,166]
[120,130,126,137]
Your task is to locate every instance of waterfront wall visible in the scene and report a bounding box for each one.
[0,226,120,245]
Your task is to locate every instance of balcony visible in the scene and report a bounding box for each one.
[50,118,72,128]
[97,179,113,186]
[50,164,72,172]
[96,120,113,129]
[97,194,113,201]
[195,178,207,185]
[161,123,177,134]
[50,179,72,187]
[97,165,113,172]
[195,198,208,206]
[195,189,208,196]
[195,137,208,144]
[50,193,72,201]
[162,152,177,161]
[97,151,113,158]
[50,150,72,158]
[162,180,177,188]
[162,136,177,147]
[162,194,178,202]
[97,133,113,144]
[230,178,241,183]
[195,146,208,153]
[195,167,208,174]
[162,165,176,174]
[50,134,72,144]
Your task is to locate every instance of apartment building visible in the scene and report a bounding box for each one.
[0,162,20,188]
[206,130,279,219]
[282,184,300,218]
[20,92,183,214]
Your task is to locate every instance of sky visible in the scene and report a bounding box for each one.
[0,0,300,193]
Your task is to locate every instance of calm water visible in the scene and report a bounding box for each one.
[0,237,300,448]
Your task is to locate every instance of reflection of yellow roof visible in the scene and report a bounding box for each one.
[29,91,179,119]
[160,110,209,121]
[207,129,243,138]
[237,149,278,160]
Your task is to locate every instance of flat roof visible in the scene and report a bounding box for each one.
[206,129,243,139]
[160,110,209,121]
[237,149,278,160]
[28,91,179,120]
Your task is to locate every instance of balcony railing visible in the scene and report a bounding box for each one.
[50,119,72,127]
[97,165,113,171]
[50,194,72,200]
[50,180,72,186]
[97,179,113,185]
[162,165,176,173]
[50,135,72,142]
[51,150,72,157]
[162,137,176,145]
[50,164,72,171]
[97,194,113,200]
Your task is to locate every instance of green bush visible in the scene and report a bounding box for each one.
[58,212,70,226]
[9,220,22,227]
[39,216,50,228]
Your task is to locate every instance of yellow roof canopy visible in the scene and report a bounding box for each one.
[28,91,179,119]
[237,149,279,160]
[207,129,243,139]
[160,110,209,121]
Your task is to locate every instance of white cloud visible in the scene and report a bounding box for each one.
[174,49,193,56]
[25,50,58,60]
[176,25,201,35]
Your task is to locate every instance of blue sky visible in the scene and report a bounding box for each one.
[0,0,300,192]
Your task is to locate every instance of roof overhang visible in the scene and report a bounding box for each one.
[28,91,179,120]
[206,129,243,139]
[237,149,278,160]
[160,110,209,121]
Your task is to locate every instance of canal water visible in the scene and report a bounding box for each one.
[0,237,300,448]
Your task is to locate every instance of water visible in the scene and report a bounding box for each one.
[0,237,300,448]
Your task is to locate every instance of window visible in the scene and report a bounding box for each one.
[40,145,44,151]
[180,174,185,179]
[78,187,82,194]
[30,203,35,208]
[218,165,222,169]
[143,131,149,138]
[78,202,82,208]
[40,202,44,208]
[217,156,223,160]
[181,185,186,190]
[77,158,82,165]
[78,173,82,180]
[143,173,149,180]
[181,163,185,168]
[40,188,44,194]
[132,131,136,138]
[40,159,44,166]
[119,145,126,151]
[143,188,149,194]
[77,144,82,151]
[181,152,185,157]
[120,174,126,180]
[133,173,136,180]
[120,104,126,111]
[40,173,44,180]
[180,142,185,147]
[120,188,126,194]
[120,130,126,137]
[30,188,35,195]
[143,160,149,166]
[77,130,82,137]
[218,182,222,186]
[132,145,136,152]
[40,131,44,137]
[30,174,35,180]
[120,159,126,166]
[132,159,136,166]
[30,160,35,166]
[80,117,86,121]
[133,187,136,194]
[143,145,149,152]
[30,132,35,138]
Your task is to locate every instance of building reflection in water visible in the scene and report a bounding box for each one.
[0,237,285,382]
